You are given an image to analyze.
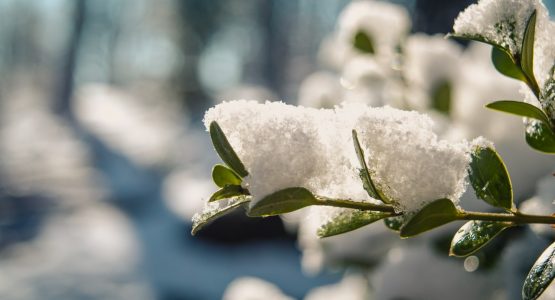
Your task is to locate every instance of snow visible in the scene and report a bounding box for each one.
[453,0,547,57]
[403,34,463,111]
[222,277,294,300]
[204,100,476,213]
[336,0,410,64]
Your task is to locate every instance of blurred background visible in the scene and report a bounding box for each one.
[2,0,555,299]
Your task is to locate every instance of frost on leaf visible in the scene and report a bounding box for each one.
[191,196,250,235]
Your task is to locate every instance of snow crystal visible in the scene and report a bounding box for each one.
[204,101,476,213]
[453,0,547,57]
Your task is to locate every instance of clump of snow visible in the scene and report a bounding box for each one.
[338,104,473,212]
[325,0,410,68]
[404,34,462,111]
[204,100,476,213]
[74,84,185,168]
[298,72,343,108]
[222,277,294,300]
[204,100,368,204]
[453,0,547,58]
[304,274,369,300]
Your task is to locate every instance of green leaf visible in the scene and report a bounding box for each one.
[247,187,319,217]
[522,241,555,300]
[353,30,375,54]
[399,199,459,238]
[449,221,511,257]
[521,10,540,93]
[431,80,451,116]
[526,120,555,154]
[317,210,391,238]
[209,121,249,177]
[491,47,527,81]
[486,100,551,125]
[384,215,405,232]
[212,164,242,188]
[468,145,514,210]
[352,130,390,203]
[191,196,250,235]
[209,185,247,202]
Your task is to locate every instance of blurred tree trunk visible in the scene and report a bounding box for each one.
[55,0,86,117]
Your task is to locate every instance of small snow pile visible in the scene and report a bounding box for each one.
[204,101,477,213]
[338,104,472,212]
[404,34,462,112]
[324,0,410,68]
[222,277,294,300]
[453,0,547,58]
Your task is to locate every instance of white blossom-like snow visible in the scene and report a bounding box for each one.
[323,0,410,69]
[222,277,294,300]
[453,0,547,57]
[204,100,476,213]
[404,34,462,111]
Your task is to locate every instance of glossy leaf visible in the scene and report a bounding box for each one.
[247,187,319,217]
[352,130,390,203]
[522,241,555,300]
[317,210,391,238]
[209,121,249,177]
[521,10,540,92]
[191,196,250,235]
[486,100,551,125]
[353,30,375,54]
[491,47,526,81]
[468,145,514,210]
[209,185,246,202]
[431,80,451,116]
[526,120,555,154]
[449,221,511,257]
[384,215,405,232]
[212,164,242,188]
[400,199,459,238]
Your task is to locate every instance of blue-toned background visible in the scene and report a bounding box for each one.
[0,0,554,299]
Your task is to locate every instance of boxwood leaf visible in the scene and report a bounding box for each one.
[522,241,555,300]
[449,221,511,257]
[352,130,391,203]
[468,145,514,210]
[491,47,526,81]
[526,120,555,154]
[521,10,540,93]
[400,199,459,238]
[486,100,551,125]
[353,30,375,54]
[431,80,451,116]
[247,187,319,217]
[317,210,391,238]
[191,196,250,235]
[209,185,247,202]
[209,121,249,177]
[212,164,242,188]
